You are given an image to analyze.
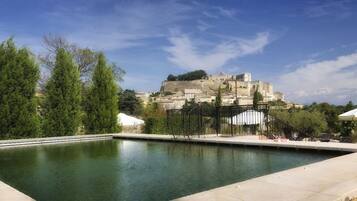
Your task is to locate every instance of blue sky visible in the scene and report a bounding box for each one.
[1,0,357,104]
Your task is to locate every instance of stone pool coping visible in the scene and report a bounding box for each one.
[114,133,357,153]
[0,181,34,201]
[2,133,357,201]
[0,134,112,149]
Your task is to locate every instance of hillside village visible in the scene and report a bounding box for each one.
[137,70,297,110]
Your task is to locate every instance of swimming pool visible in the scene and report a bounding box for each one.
[0,139,340,201]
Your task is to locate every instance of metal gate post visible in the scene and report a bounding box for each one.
[230,106,233,136]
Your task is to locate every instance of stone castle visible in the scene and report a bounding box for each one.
[148,72,284,110]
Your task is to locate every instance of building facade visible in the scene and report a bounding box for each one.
[151,72,285,110]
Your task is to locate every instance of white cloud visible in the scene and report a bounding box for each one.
[277,52,357,104]
[165,32,270,70]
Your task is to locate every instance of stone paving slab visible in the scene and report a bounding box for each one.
[0,181,34,201]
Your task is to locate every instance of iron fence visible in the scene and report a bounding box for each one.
[166,104,271,137]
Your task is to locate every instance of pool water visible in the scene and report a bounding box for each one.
[0,139,340,201]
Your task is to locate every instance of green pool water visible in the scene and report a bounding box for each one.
[0,139,340,201]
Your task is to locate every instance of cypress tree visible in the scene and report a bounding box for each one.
[43,48,81,136]
[84,53,119,134]
[0,39,40,138]
[253,88,263,109]
[215,86,222,107]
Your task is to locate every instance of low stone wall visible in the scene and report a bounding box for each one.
[0,134,113,149]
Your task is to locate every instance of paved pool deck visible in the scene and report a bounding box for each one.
[0,181,34,201]
[176,152,357,201]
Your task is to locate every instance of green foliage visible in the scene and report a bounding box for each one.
[84,53,119,134]
[344,101,355,112]
[118,89,143,116]
[304,101,356,133]
[0,39,40,138]
[271,110,327,139]
[340,121,356,137]
[42,48,82,136]
[163,91,174,96]
[304,102,341,133]
[143,116,166,134]
[142,102,166,134]
[291,110,327,138]
[215,87,222,107]
[166,70,207,81]
[253,89,263,109]
[150,92,160,97]
[167,74,176,81]
[268,99,287,107]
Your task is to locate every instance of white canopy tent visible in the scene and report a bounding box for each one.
[117,113,145,126]
[339,108,357,121]
[228,110,266,125]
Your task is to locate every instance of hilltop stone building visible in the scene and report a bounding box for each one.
[151,72,285,110]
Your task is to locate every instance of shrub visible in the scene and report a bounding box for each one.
[270,110,327,139]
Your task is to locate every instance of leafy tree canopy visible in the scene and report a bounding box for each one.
[271,110,327,139]
[166,70,207,81]
[119,89,143,116]
[39,34,125,88]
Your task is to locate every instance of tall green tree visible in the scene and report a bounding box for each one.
[84,53,119,134]
[253,88,263,109]
[215,86,222,107]
[43,48,82,136]
[344,101,355,112]
[0,39,40,138]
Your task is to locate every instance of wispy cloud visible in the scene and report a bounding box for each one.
[277,52,357,103]
[44,0,192,51]
[304,0,352,19]
[165,32,270,70]
[215,6,237,18]
[197,20,212,32]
